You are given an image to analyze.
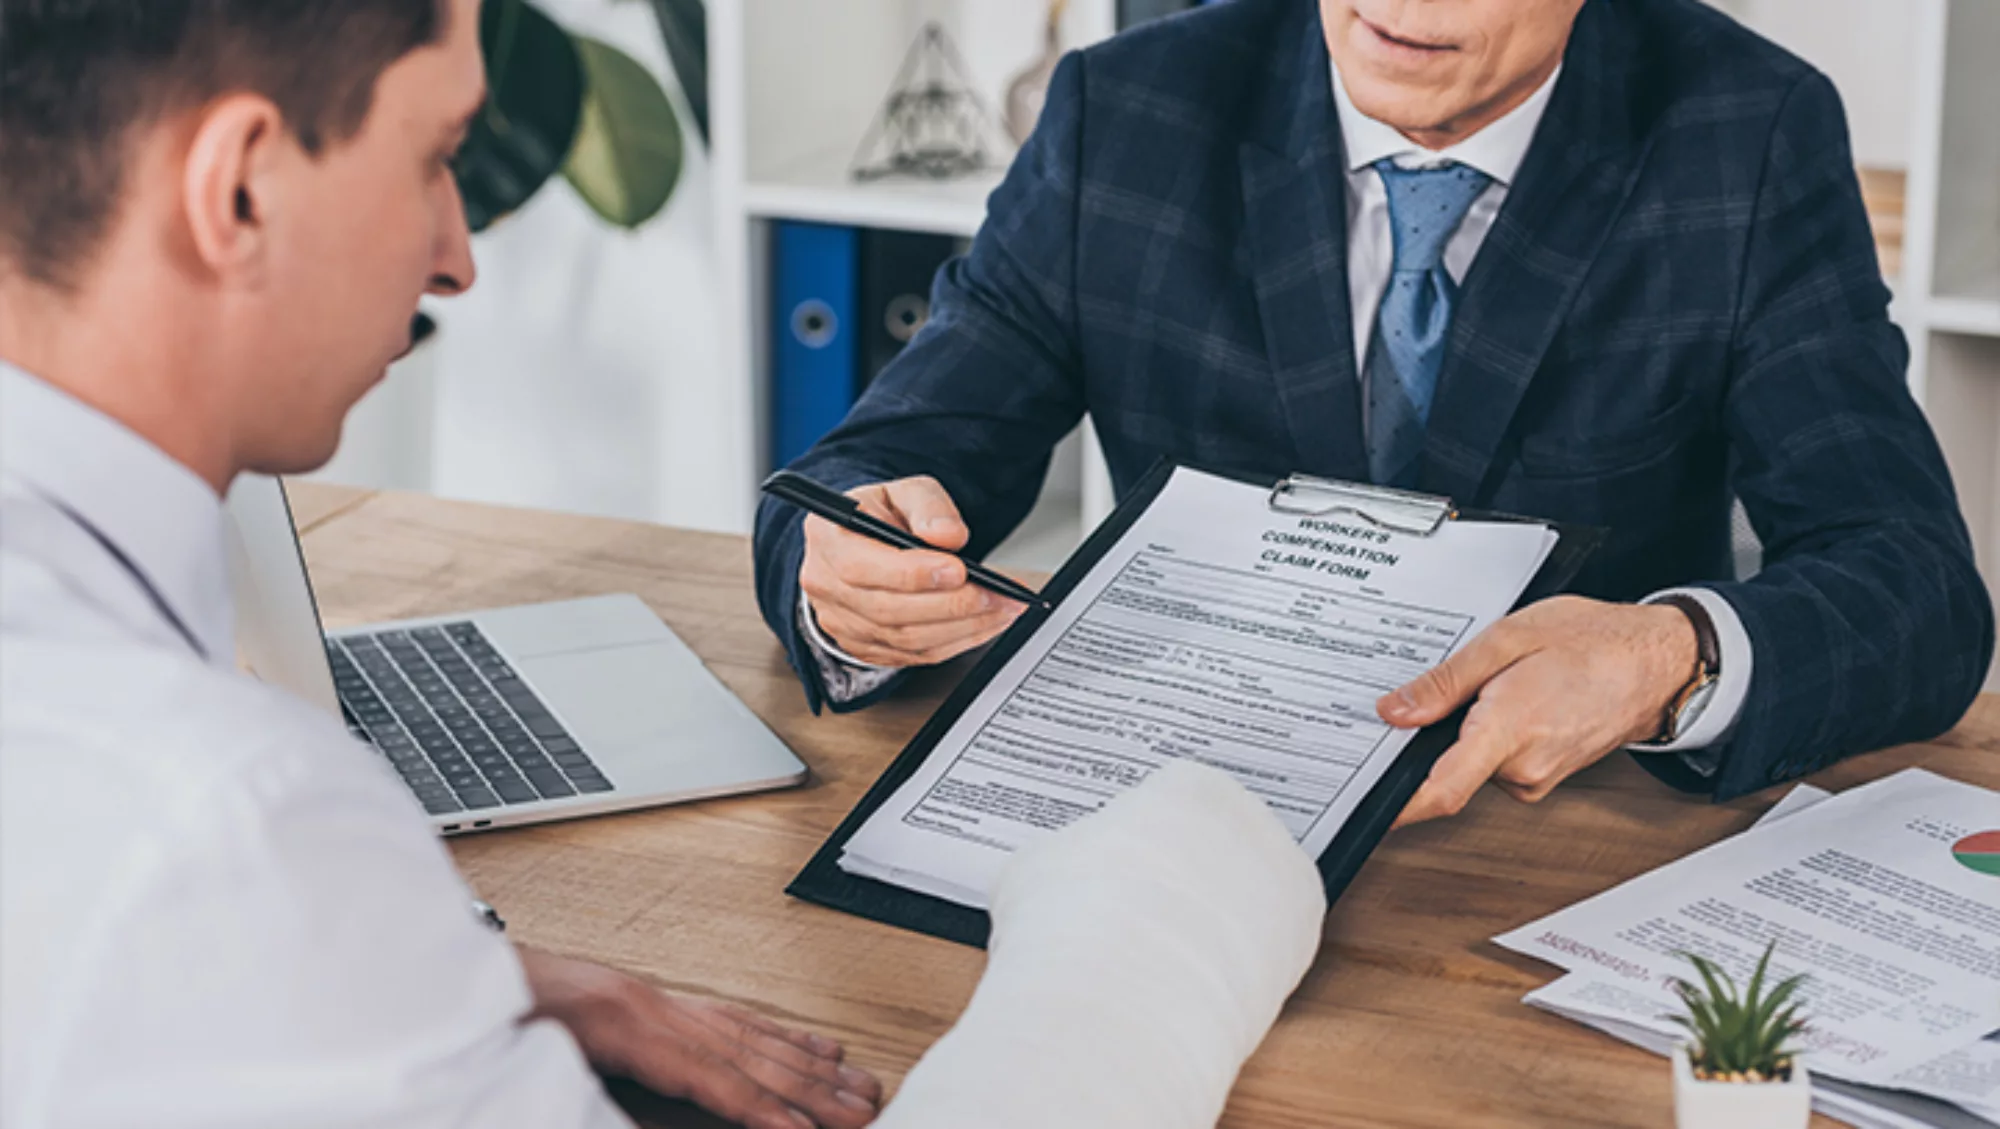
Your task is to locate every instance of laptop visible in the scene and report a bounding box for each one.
[223,475,809,835]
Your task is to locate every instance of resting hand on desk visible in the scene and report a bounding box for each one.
[799,476,1025,668]
[518,948,883,1129]
[1381,596,1700,827]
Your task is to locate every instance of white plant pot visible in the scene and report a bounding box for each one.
[1672,1044,1812,1129]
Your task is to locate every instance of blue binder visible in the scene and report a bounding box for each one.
[859,229,959,389]
[771,221,861,470]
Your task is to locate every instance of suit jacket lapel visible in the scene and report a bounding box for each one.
[1239,15,1369,482]
[1420,0,1655,505]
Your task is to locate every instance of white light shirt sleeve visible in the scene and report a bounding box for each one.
[1330,66,1752,754]
[0,364,629,1129]
[1633,587,1754,757]
[797,589,900,702]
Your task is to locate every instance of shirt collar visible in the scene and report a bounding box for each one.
[1,361,236,663]
[1330,61,1562,186]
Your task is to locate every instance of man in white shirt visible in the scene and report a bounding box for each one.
[752,0,1989,812]
[0,2,880,1126]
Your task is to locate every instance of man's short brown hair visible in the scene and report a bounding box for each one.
[0,0,447,290]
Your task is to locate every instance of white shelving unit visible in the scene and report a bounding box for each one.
[743,155,1001,237]
[710,0,1119,570]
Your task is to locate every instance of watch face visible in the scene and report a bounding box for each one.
[1679,677,1720,734]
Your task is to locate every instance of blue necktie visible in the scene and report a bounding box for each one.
[1364,159,1491,488]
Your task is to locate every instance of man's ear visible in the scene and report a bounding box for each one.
[180,94,289,282]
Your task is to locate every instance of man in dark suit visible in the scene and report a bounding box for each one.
[753,0,1993,817]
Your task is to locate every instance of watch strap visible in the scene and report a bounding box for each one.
[1656,594,1720,675]
[1641,594,1721,746]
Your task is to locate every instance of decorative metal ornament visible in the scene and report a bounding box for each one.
[851,23,1011,182]
[1004,0,1067,144]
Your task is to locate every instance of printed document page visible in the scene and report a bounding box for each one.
[1494,769,2000,1096]
[1527,978,1998,1129]
[1528,974,2000,1125]
[1522,784,2000,1125]
[839,466,1558,908]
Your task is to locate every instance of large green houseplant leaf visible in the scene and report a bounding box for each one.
[637,0,708,145]
[454,0,582,232]
[452,0,701,233]
[563,35,684,228]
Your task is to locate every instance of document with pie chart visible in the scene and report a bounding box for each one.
[1956,830,2000,877]
[1496,768,2000,1107]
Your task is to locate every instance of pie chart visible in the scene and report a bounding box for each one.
[1955,831,2000,876]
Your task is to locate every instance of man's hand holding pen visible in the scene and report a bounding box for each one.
[797,476,1029,668]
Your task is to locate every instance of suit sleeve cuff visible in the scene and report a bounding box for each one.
[1627,586,1754,762]
[797,591,900,704]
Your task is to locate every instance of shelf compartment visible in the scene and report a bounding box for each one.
[1930,0,2000,305]
[1922,330,2000,687]
[1926,292,2000,338]
[744,145,999,237]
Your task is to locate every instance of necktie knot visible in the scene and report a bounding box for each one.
[1374,159,1492,272]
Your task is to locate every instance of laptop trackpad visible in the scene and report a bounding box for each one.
[513,644,722,751]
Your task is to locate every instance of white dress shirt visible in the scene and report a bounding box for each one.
[1332,63,1554,375]
[802,61,1749,753]
[0,364,628,1129]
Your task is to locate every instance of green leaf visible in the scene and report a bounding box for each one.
[633,0,708,146]
[1744,941,1773,1013]
[1680,994,1717,1034]
[1670,944,1814,1077]
[1690,955,1735,1015]
[1768,1002,1807,1054]
[1761,975,1807,1028]
[561,35,684,229]
[454,0,584,232]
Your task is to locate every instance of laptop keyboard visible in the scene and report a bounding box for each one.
[329,621,614,816]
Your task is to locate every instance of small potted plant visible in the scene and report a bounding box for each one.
[1668,941,1812,1129]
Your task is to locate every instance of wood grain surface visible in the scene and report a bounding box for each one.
[289,481,1999,1129]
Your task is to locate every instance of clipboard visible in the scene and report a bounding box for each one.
[786,458,1605,948]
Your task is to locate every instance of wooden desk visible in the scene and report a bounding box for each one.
[292,482,2000,1129]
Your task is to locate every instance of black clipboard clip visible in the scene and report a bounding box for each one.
[1266,474,1459,537]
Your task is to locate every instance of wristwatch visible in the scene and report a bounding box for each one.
[1637,594,1720,748]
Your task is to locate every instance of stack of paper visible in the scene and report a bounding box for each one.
[1497,770,2000,1128]
[837,467,1558,908]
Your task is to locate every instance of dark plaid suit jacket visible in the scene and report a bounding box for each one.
[754,0,1992,800]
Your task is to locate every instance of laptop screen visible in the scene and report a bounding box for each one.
[222,474,342,718]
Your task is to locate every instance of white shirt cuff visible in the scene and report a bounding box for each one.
[1627,586,1753,762]
[797,591,900,704]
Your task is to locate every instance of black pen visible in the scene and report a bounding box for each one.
[761,470,1052,609]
